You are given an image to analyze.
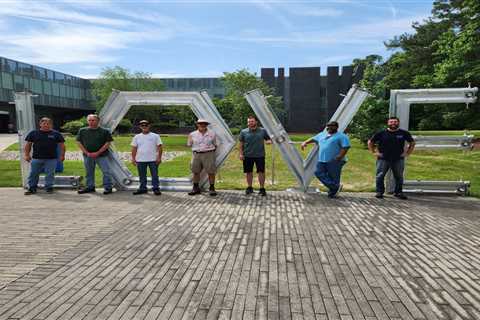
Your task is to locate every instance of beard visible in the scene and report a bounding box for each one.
[388,125,399,130]
[327,128,337,134]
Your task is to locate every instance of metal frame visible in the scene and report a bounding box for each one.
[14,92,81,189]
[388,87,478,195]
[245,84,369,191]
[98,90,236,191]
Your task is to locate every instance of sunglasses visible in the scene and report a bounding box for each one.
[139,124,149,127]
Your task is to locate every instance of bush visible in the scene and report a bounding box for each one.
[230,127,241,135]
[117,119,132,134]
[61,118,87,135]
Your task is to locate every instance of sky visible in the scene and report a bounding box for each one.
[0,0,433,79]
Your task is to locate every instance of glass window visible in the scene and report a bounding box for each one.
[4,59,17,73]
[18,62,32,77]
[52,83,60,96]
[31,79,42,94]
[33,67,46,80]
[1,72,14,89]
[55,72,65,84]
[43,81,52,95]
[46,70,54,81]
[14,75,24,91]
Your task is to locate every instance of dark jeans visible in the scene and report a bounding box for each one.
[28,158,57,189]
[137,161,159,191]
[314,160,345,196]
[82,155,113,190]
[376,159,404,194]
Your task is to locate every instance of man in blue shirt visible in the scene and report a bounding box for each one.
[301,121,351,198]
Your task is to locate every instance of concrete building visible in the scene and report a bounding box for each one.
[0,57,95,132]
[261,66,364,132]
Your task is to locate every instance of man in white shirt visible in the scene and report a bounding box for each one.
[187,119,217,196]
[131,120,163,195]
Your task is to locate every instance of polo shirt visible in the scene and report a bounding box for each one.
[239,127,270,158]
[312,131,351,162]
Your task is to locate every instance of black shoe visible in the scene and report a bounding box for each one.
[153,189,162,196]
[209,186,217,197]
[24,188,36,195]
[394,193,408,200]
[188,188,201,196]
[103,189,113,195]
[78,187,95,194]
[332,184,343,198]
[327,193,338,199]
[133,189,148,195]
[259,188,267,197]
[245,186,254,195]
[375,192,384,199]
[46,188,53,194]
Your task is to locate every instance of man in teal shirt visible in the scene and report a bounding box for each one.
[239,115,271,196]
[301,121,351,198]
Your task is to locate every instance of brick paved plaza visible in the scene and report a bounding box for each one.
[0,188,479,320]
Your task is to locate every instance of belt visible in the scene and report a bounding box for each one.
[193,149,215,154]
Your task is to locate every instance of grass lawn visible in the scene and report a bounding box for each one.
[2,133,479,197]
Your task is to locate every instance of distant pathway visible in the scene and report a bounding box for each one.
[0,134,17,153]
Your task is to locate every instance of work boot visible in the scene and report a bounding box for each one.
[103,188,113,195]
[245,186,254,195]
[209,185,217,197]
[24,188,37,195]
[375,192,384,199]
[78,187,95,194]
[259,188,267,197]
[394,193,408,200]
[153,189,162,196]
[188,184,201,196]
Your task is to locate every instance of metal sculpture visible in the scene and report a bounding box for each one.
[388,86,478,195]
[98,90,236,191]
[245,84,369,191]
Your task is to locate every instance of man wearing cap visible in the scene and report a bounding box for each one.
[131,120,163,195]
[301,121,351,198]
[239,115,271,196]
[76,114,114,195]
[187,119,217,196]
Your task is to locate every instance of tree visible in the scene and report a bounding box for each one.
[218,69,285,128]
[91,66,165,112]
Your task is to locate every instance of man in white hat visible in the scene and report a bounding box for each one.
[187,119,217,196]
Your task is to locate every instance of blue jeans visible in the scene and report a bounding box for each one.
[82,155,113,190]
[314,160,345,196]
[137,161,159,191]
[28,158,57,189]
[376,159,404,194]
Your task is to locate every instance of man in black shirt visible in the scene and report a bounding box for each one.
[24,117,65,195]
[368,117,415,199]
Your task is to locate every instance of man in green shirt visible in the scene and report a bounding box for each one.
[76,114,114,194]
[239,115,272,196]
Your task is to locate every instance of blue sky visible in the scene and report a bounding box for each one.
[0,0,433,79]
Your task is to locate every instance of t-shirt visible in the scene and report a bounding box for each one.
[188,130,217,152]
[131,132,163,162]
[370,129,414,161]
[25,130,64,159]
[76,127,113,156]
[239,127,270,158]
[312,131,351,162]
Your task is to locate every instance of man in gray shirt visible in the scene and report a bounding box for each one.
[239,115,271,196]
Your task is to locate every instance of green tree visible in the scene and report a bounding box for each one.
[218,69,285,128]
[92,66,165,112]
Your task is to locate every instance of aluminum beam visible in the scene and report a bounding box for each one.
[98,91,236,191]
[14,92,81,189]
[245,84,369,191]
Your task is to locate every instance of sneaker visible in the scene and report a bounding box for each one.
[259,188,267,197]
[78,187,95,194]
[45,188,54,194]
[133,189,148,195]
[209,186,217,197]
[394,193,408,200]
[245,186,254,195]
[330,184,343,198]
[188,188,201,196]
[153,189,162,196]
[103,189,113,195]
[375,192,384,199]
[24,188,36,195]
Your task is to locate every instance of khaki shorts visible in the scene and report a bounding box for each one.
[191,150,216,174]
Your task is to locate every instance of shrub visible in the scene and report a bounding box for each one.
[61,118,87,135]
[117,119,132,134]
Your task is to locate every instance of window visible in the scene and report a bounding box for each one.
[1,72,14,89]
[46,70,54,81]
[18,63,32,77]
[3,59,17,73]
[33,67,46,80]
[55,72,65,84]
